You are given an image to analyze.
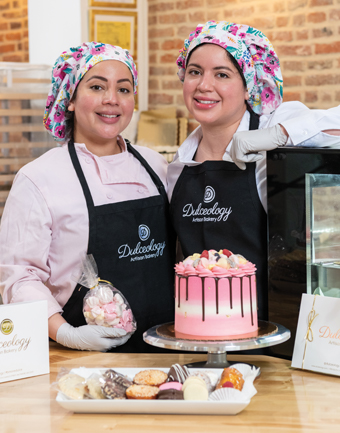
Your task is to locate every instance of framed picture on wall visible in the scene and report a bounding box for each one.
[89,1,137,8]
[90,9,137,59]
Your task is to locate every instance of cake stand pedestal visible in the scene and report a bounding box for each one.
[143,321,290,369]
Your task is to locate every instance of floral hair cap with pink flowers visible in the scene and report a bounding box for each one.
[176,21,283,115]
[43,42,138,142]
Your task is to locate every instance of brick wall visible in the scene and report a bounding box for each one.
[148,0,340,127]
[0,0,28,62]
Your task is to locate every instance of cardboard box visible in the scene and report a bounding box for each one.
[0,300,49,383]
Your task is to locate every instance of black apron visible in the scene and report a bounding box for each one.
[170,112,268,321]
[62,141,175,352]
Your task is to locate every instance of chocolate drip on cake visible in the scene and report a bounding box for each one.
[248,275,254,326]
[176,275,190,307]
[240,276,244,317]
[201,277,205,321]
[215,278,219,314]
[229,277,233,309]
[177,275,182,308]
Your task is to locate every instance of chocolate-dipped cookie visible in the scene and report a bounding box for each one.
[167,364,190,384]
[102,378,127,399]
[157,389,184,400]
[103,369,133,389]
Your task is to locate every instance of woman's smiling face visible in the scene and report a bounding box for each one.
[183,44,249,129]
[68,60,135,152]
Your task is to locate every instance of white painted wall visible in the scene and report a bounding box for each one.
[28,0,83,66]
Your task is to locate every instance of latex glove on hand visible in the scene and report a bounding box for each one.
[230,124,288,170]
[56,323,130,352]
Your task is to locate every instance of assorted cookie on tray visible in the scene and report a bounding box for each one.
[56,363,256,402]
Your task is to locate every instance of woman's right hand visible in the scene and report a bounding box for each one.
[56,322,130,352]
[230,124,288,170]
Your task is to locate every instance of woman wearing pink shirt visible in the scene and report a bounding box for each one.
[0,43,175,352]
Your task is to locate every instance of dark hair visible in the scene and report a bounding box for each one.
[64,84,79,142]
[64,109,74,142]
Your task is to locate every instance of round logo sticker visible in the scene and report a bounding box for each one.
[1,319,14,335]
[204,186,215,203]
[138,224,150,241]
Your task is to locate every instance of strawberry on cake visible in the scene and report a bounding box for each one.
[174,249,258,337]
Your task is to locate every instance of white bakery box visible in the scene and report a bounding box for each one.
[0,300,49,383]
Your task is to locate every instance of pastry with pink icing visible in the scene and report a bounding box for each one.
[174,249,258,337]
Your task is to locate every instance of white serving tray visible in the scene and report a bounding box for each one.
[56,364,258,415]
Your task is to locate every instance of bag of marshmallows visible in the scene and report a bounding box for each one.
[79,255,137,334]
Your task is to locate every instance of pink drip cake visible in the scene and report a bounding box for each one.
[174,249,258,337]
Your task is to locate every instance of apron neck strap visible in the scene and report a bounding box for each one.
[249,109,260,131]
[68,140,95,211]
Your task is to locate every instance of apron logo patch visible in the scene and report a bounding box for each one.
[204,186,215,203]
[118,226,166,262]
[138,224,150,241]
[182,187,232,223]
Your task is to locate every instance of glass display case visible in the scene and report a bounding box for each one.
[306,173,340,298]
[266,147,340,359]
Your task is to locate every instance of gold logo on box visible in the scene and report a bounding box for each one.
[1,319,14,335]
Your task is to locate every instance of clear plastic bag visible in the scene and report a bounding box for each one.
[85,372,106,399]
[80,255,137,334]
[53,368,106,400]
[53,367,86,400]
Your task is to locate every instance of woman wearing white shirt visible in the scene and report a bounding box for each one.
[0,43,175,352]
[167,21,340,321]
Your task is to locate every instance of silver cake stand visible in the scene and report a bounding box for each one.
[143,321,290,369]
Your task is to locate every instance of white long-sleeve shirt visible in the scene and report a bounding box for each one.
[167,101,340,210]
[0,139,168,318]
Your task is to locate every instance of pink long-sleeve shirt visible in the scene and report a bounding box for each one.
[0,139,168,318]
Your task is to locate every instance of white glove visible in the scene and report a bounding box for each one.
[229,124,288,170]
[56,323,130,352]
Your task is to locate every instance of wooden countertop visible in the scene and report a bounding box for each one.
[1,342,339,433]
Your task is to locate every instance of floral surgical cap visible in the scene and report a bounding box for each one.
[43,42,138,142]
[176,21,283,115]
